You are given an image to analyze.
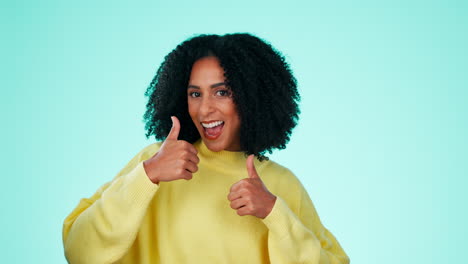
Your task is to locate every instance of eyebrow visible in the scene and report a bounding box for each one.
[187,82,227,89]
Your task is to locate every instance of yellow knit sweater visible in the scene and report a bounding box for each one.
[63,140,349,263]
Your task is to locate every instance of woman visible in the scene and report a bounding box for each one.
[62,33,349,263]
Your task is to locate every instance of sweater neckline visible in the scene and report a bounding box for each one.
[194,139,248,166]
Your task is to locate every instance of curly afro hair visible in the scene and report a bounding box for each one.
[143,33,300,160]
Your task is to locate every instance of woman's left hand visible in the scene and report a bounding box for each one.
[227,155,277,219]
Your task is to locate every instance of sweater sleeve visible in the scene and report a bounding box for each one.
[62,144,161,264]
[261,178,349,264]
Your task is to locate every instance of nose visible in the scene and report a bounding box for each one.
[199,95,215,117]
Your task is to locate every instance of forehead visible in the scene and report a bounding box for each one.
[189,56,225,84]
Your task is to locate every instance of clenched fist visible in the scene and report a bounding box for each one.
[227,155,277,219]
[143,116,200,184]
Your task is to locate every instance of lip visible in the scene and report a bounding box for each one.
[201,120,222,124]
[201,121,224,140]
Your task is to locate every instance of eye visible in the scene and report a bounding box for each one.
[216,90,231,97]
[189,91,201,98]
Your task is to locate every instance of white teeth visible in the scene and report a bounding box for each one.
[201,121,224,128]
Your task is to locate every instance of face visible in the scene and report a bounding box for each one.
[187,56,241,152]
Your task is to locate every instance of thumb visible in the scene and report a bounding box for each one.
[246,154,259,179]
[166,116,181,140]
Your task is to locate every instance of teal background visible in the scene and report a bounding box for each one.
[1,0,467,263]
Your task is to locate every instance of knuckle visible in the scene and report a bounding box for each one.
[237,181,246,188]
[176,159,184,167]
[176,168,184,176]
[187,144,197,153]
[183,142,194,150]
[185,148,193,156]
[180,150,189,159]
[229,185,237,192]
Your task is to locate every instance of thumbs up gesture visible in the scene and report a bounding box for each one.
[227,155,277,219]
[143,116,200,184]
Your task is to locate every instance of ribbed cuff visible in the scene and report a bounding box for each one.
[124,161,160,207]
[261,196,299,240]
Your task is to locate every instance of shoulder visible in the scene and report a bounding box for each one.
[119,142,164,171]
[136,141,163,161]
[258,158,303,192]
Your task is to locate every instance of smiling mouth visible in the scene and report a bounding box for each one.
[201,121,224,140]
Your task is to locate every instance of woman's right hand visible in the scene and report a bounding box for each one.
[143,116,199,184]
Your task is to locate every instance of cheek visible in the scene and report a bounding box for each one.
[188,101,197,120]
[224,102,241,124]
